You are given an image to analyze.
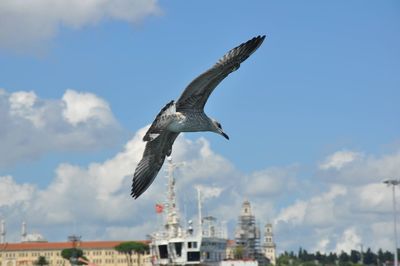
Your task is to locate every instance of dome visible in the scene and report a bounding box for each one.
[22,233,47,243]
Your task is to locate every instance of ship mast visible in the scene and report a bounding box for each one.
[164,157,182,238]
[197,187,202,236]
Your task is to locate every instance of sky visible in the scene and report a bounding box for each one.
[0,0,400,255]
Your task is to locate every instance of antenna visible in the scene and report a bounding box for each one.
[0,220,5,244]
[164,156,184,238]
[197,187,202,234]
[21,221,27,242]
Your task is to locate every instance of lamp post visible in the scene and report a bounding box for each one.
[383,179,400,266]
[68,234,81,266]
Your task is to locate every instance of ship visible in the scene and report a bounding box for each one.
[149,157,228,266]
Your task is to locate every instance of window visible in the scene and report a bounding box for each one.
[158,245,168,259]
[188,241,198,249]
[187,252,200,262]
[174,242,182,257]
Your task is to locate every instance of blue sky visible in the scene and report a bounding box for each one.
[1,0,400,254]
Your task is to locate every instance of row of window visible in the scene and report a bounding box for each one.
[201,242,225,249]
[1,252,62,258]
[0,257,151,266]
[20,252,60,257]
[1,249,125,258]
[203,251,225,261]
[83,250,129,256]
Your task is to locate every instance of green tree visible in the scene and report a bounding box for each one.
[327,252,338,264]
[380,249,393,264]
[114,241,149,266]
[350,250,361,264]
[298,247,304,260]
[277,251,301,266]
[299,248,315,262]
[233,245,245,260]
[60,248,87,265]
[33,256,49,266]
[315,251,323,263]
[363,248,377,265]
[339,251,350,265]
[277,253,291,266]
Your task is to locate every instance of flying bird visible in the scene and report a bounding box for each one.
[131,35,266,199]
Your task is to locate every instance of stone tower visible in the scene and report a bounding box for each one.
[263,223,276,265]
[234,200,262,260]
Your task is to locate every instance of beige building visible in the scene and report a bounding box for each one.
[0,241,152,266]
[263,223,276,265]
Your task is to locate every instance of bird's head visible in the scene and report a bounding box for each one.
[210,119,229,140]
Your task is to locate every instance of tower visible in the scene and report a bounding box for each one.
[234,200,261,259]
[263,223,276,265]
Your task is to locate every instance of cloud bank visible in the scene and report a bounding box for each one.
[0,0,161,52]
[1,124,399,254]
[0,88,122,167]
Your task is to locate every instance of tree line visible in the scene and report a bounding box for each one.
[54,241,148,266]
[277,247,398,266]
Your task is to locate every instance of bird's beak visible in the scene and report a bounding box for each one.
[221,131,229,140]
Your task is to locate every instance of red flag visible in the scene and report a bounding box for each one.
[155,203,164,214]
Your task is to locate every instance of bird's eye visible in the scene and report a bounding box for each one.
[216,122,221,128]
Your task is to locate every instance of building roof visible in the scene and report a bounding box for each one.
[0,240,150,251]
[226,239,236,247]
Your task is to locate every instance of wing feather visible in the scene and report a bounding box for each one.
[143,100,175,141]
[176,35,265,111]
[131,131,179,199]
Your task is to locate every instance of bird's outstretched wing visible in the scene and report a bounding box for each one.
[142,100,175,141]
[131,131,179,199]
[176,35,265,111]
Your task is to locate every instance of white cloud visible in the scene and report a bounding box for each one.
[355,183,390,212]
[0,0,161,52]
[314,238,330,254]
[9,91,43,127]
[303,185,347,227]
[0,176,35,207]
[0,88,121,167]
[275,185,346,227]
[195,185,223,200]
[335,227,362,253]
[275,200,307,225]
[319,150,362,170]
[244,167,297,197]
[62,89,114,126]
[272,149,400,253]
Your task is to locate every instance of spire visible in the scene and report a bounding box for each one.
[0,220,5,244]
[21,221,27,241]
[241,199,253,216]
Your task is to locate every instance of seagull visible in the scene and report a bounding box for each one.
[131,35,266,199]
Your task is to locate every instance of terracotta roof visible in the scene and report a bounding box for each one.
[0,240,150,251]
[226,239,236,247]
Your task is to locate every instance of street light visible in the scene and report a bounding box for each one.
[383,179,400,266]
[68,235,81,266]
